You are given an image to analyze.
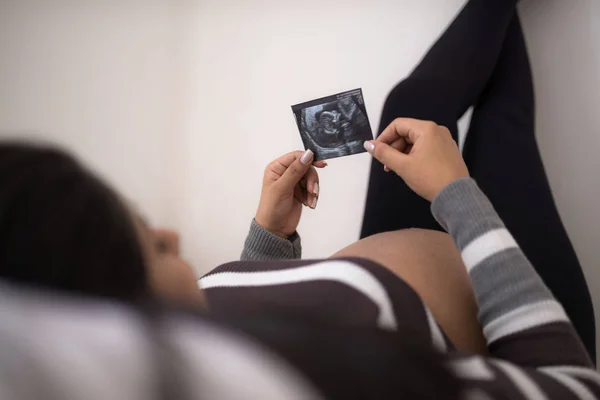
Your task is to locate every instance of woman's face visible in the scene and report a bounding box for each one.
[133,217,206,307]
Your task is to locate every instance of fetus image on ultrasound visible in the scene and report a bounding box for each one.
[292,89,373,161]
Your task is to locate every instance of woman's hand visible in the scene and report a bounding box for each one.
[255,150,326,238]
[364,118,469,201]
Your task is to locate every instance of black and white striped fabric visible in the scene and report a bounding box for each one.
[202,257,449,351]
[201,178,600,400]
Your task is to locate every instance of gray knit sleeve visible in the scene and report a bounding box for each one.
[240,220,302,261]
[431,178,592,367]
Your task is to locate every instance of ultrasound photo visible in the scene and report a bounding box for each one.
[291,88,373,161]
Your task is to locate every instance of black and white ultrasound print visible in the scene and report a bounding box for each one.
[291,88,373,161]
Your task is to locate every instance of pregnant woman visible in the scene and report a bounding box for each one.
[0,0,597,398]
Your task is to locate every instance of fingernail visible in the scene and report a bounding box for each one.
[364,141,375,153]
[300,149,314,165]
[313,182,319,196]
[311,196,318,209]
[384,165,390,172]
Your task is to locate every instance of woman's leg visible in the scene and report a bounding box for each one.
[332,229,487,354]
[462,15,596,360]
[361,0,518,238]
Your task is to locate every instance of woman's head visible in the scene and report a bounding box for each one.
[0,141,203,305]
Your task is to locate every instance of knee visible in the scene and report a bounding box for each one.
[380,79,456,134]
[382,79,422,117]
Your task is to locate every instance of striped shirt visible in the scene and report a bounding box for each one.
[200,178,599,399]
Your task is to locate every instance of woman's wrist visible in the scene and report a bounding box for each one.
[254,215,291,239]
[241,220,302,260]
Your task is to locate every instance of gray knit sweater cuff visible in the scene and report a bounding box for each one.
[431,177,499,235]
[240,220,302,261]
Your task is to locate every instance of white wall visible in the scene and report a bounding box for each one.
[1,0,599,354]
[519,0,600,348]
[0,0,185,225]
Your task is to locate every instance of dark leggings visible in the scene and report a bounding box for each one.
[360,0,596,361]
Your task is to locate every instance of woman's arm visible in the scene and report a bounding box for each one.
[241,220,302,260]
[432,177,593,367]
[366,117,593,366]
[242,149,323,261]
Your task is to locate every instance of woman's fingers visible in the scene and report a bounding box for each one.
[261,149,324,208]
[302,166,319,209]
[304,166,319,196]
[377,118,436,145]
[390,137,408,152]
[365,120,469,201]
[265,150,306,181]
[294,185,317,209]
[383,138,407,172]
[265,150,327,185]
[294,167,319,209]
[293,185,308,206]
[306,193,318,209]
[365,140,410,175]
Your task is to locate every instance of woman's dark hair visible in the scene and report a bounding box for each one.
[0,141,149,301]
